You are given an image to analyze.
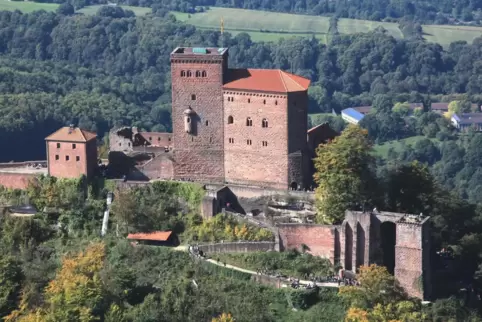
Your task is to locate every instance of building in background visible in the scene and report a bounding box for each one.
[451,113,482,131]
[341,108,365,124]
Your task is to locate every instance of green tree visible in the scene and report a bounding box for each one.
[313,125,376,224]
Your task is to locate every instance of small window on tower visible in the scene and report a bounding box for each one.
[246,117,252,126]
[210,137,213,143]
[229,138,234,143]
[181,70,186,77]
[205,120,209,126]
[247,139,252,145]
[248,98,251,103]
[168,137,171,142]
[262,119,268,128]
[262,141,268,147]
[56,143,60,148]
[275,100,278,105]
[187,71,192,77]
[76,156,80,161]
[228,116,234,124]
[72,143,76,149]
[202,71,207,77]
[195,71,201,77]
[65,155,70,161]
[263,99,266,104]
[191,94,196,100]
[149,137,152,141]
[158,137,161,141]
[55,155,59,160]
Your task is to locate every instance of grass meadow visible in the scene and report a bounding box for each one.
[0,0,58,12]
[173,7,482,46]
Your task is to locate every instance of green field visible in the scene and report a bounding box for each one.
[173,7,482,46]
[373,136,439,158]
[423,24,482,48]
[173,8,330,42]
[338,18,403,39]
[78,5,151,16]
[0,0,58,12]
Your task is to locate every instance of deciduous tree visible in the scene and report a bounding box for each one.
[313,125,376,224]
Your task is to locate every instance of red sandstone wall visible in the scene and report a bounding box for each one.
[171,53,226,182]
[278,224,337,262]
[224,91,288,189]
[141,132,172,147]
[139,154,174,180]
[47,140,95,179]
[0,172,35,189]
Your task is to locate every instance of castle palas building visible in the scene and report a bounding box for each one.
[171,47,312,190]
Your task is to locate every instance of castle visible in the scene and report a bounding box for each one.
[109,47,335,190]
[0,46,431,301]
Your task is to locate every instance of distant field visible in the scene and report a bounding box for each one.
[0,0,58,12]
[338,18,403,39]
[373,136,440,158]
[423,25,482,48]
[173,8,330,42]
[173,7,482,46]
[78,5,151,16]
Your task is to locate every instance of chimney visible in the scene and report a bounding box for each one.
[68,124,74,134]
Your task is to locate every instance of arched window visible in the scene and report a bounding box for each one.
[263,99,266,104]
[195,70,201,77]
[228,116,234,124]
[201,71,207,77]
[191,94,196,100]
[181,70,186,77]
[246,117,252,126]
[187,71,192,77]
[262,118,268,128]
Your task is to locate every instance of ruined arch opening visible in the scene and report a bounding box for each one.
[380,221,396,274]
[290,182,297,190]
[345,223,353,271]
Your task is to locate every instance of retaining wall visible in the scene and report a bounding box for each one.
[198,241,276,254]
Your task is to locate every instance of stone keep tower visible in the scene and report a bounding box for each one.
[170,47,229,182]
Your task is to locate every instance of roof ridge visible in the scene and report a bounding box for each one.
[279,70,288,92]
[281,71,305,91]
[79,129,87,142]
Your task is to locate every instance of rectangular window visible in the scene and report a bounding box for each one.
[229,138,234,143]
[56,143,60,148]
[262,141,268,147]
[72,143,76,149]
[247,139,252,145]
[55,155,59,160]
[65,155,70,161]
[76,156,80,161]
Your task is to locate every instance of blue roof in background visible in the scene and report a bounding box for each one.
[341,108,365,121]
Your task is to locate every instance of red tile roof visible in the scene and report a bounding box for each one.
[127,231,172,242]
[223,69,310,93]
[45,127,97,142]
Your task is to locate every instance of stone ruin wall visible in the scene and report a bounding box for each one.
[277,224,339,263]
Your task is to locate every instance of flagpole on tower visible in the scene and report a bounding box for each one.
[220,17,224,47]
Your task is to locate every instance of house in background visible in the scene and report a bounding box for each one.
[451,113,482,131]
[341,108,365,124]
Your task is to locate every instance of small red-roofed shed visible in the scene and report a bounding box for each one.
[127,230,178,246]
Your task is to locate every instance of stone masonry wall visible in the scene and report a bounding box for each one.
[47,141,89,179]
[171,54,226,182]
[278,224,338,262]
[137,153,174,180]
[224,90,289,189]
[0,172,36,189]
[197,241,276,254]
[395,222,425,299]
